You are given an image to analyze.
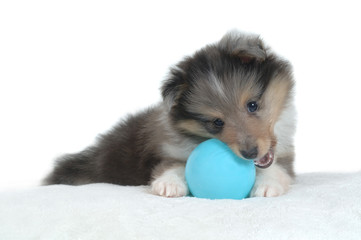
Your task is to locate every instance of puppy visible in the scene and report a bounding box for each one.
[44,31,296,198]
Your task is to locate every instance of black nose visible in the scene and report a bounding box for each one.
[241,147,258,159]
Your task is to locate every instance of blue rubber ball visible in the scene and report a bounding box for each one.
[185,139,256,200]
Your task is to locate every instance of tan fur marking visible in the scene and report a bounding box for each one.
[238,82,259,108]
[196,108,224,120]
[262,74,293,127]
[176,120,214,138]
[220,124,239,155]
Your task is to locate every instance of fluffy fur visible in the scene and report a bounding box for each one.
[44,31,296,198]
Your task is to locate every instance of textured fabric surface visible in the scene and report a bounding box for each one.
[1,172,361,240]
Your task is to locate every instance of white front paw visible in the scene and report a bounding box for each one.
[251,165,292,198]
[251,180,289,197]
[151,176,188,198]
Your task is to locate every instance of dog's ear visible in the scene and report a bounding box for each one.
[219,31,267,63]
[161,67,187,109]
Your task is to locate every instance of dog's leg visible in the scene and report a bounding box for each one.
[250,162,293,197]
[150,161,188,198]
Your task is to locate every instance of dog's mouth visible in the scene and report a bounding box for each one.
[254,149,274,168]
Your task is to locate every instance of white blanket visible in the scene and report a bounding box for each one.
[1,172,361,240]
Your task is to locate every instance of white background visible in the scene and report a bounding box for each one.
[1,0,360,190]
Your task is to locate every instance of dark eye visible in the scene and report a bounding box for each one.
[213,118,225,127]
[247,101,258,113]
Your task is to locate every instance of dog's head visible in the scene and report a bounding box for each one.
[161,31,294,168]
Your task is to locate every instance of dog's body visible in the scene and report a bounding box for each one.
[44,31,296,198]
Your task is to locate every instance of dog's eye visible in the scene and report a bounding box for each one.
[213,118,225,127]
[247,101,258,113]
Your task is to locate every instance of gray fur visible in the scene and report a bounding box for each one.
[218,30,267,61]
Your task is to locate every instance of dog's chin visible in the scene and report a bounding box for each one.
[254,149,274,169]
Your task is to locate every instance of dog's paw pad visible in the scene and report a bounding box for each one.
[151,177,188,198]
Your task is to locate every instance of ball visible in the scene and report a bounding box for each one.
[185,139,256,200]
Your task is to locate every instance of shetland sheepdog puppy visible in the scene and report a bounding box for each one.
[44,31,296,198]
